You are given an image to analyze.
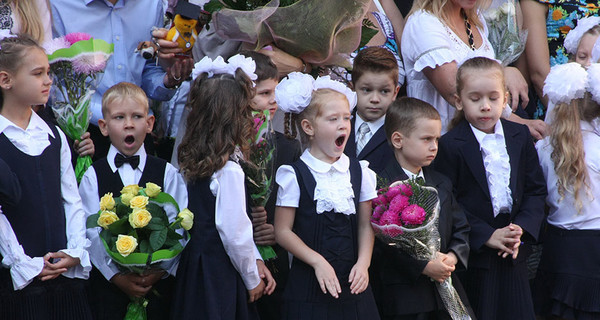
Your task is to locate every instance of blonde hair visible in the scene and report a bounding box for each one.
[296,89,347,146]
[408,0,490,29]
[550,93,600,212]
[101,82,149,117]
[12,0,50,44]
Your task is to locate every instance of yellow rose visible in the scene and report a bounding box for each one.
[145,182,161,198]
[129,195,149,209]
[99,193,115,211]
[116,234,138,257]
[129,208,152,228]
[121,184,141,196]
[121,193,134,206]
[97,210,119,229]
[178,208,194,231]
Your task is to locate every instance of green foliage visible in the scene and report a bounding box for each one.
[359,18,379,48]
[150,228,168,251]
[86,213,100,228]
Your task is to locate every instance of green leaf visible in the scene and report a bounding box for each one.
[146,202,169,222]
[86,213,100,228]
[150,192,180,212]
[107,217,129,235]
[150,228,168,251]
[204,0,224,13]
[359,19,379,48]
[163,237,179,248]
[147,217,165,231]
[166,228,183,240]
[115,203,130,218]
[139,239,151,254]
[169,243,184,251]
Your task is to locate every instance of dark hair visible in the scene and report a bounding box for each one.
[450,57,505,130]
[239,50,278,82]
[385,97,440,144]
[352,46,399,86]
[0,34,43,110]
[178,69,255,180]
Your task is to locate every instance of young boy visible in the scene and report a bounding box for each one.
[372,97,472,319]
[344,46,400,174]
[240,50,302,320]
[78,82,188,320]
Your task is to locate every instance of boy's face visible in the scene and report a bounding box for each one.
[391,118,441,174]
[98,97,154,157]
[354,70,399,122]
[250,78,278,118]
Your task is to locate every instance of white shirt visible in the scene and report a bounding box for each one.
[354,115,385,146]
[79,145,188,280]
[536,120,600,230]
[402,167,425,182]
[276,150,378,214]
[0,112,91,290]
[209,160,262,290]
[470,121,513,216]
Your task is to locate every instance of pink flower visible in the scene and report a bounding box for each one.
[380,210,400,226]
[72,53,109,74]
[372,205,385,221]
[64,32,91,45]
[386,186,402,199]
[43,37,70,55]
[399,184,413,197]
[388,195,409,214]
[383,227,403,237]
[372,194,388,207]
[400,204,427,226]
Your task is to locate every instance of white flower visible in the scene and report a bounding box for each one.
[587,64,600,104]
[543,62,588,104]
[483,8,499,21]
[227,54,257,81]
[499,2,515,16]
[313,76,357,112]
[275,72,315,114]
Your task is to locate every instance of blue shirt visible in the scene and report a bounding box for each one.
[51,0,175,124]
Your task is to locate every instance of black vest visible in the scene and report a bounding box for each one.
[91,155,167,197]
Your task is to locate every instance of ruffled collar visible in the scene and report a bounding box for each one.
[301,149,349,174]
[470,120,504,148]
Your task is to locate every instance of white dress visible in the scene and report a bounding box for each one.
[401,10,495,133]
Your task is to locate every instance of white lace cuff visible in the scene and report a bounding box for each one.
[59,246,92,280]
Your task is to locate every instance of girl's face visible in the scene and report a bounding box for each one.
[576,33,600,67]
[8,48,52,107]
[455,68,508,134]
[250,78,278,118]
[302,96,351,164]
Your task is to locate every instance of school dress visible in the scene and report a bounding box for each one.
[434,119,547,320]
[534,120,600,319]
[78,145,188,320]
[276,151,380,320]
[0,113,92,320]
[171,159,261,320]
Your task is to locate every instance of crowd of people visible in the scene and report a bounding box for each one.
[0,0,599,319]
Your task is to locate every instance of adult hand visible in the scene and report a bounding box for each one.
[151,28,183,67]
[163,57,194,89]
[258,45,309,77]
[504,66,530,110]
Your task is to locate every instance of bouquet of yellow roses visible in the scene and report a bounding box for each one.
[87,182,193,320]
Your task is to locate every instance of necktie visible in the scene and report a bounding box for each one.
[114,153,140,169]
[356,122,371,156]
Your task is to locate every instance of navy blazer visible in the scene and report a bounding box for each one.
[344,115,394,174]
[433,119,547,268]
[371,160,471,316]
[0,158,21,206]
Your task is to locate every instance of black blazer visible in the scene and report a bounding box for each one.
[372,160,471,316]
[344,115,394,174]
[433,119,547,268]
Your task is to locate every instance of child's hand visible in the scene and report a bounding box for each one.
[254,223,276,246]
[499,223,522,259]
[438,251,458,267]
[140,269,166,288]
[348,262,369,295]
[256,260,276,295]
[423,253,455,283]
[38,252,80,281]
[248,279,266,303]
[74,132,95,157]
[251,206,267,227]
[314,259,341,298]
[486,224,522,258]
[111,273,152,298]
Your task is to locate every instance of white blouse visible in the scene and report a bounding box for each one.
[536,120,600,230]
[401,10,496,133]
[0,112,91,290]
[276,150,377,214]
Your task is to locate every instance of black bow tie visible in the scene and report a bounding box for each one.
[114,153,140,169]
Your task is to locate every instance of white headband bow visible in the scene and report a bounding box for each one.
[543,62,600,105]
[564,16,600,54]
[191,54,258,81]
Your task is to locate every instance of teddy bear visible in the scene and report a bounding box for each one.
[165,13,198,54]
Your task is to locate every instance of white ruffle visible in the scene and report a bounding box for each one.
[593,37,600,63]
[413,46,456,73]
[543,62,588,105]
[313,168,356,215]
[60,237,92,280]
[480,134,512,217]
[564,16,600,54]
[587,64,600,104]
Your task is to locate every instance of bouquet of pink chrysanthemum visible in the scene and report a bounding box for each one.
[44,33,114,182]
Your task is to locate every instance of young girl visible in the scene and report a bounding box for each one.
[534,62,600,319]
[434,57,547,320]
[172,55,272,320]
[0,35,92,318]
[274,72,380,319]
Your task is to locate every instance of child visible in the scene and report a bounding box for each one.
[172,55,270,320]
[434,57,547,320]
[534,62,600,319]
[240,50,302,320]
[564,16,600,68]
[344,46,400,174]
[0,34,92,319]
[373,97,472,319]
[78,82,188,320]
[274,72,380,319]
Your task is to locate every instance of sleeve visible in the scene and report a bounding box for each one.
[212,162,261,290]
[373,237,429,282]
[0,158,21,206]
[161,164,189,276]
[275,165,301,208]
[57,129,92,280]
[50,3,66,38]
[402,11,457,72]
[358,161,377,202]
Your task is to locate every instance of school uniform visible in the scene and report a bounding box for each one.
[373,161,472,320]
[434,119,547,320]
[79,145,188,320]
[344,114,394,174]
[0,112,92,320]
[0,158,20,206]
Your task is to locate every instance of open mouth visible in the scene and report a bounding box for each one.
[124,135,135,145]
[335,135,346,147]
